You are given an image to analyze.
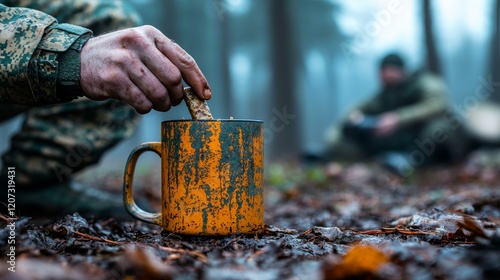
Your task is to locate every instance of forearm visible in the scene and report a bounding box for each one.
[0,0,142,106]
[395,98,447,126]
[1,2,210,112]
[395,74,449,126]
[3,0,141,34]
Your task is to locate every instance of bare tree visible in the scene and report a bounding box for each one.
[269,0,300,160]
[489,0,500,102]
[219,2,233,116]
[423,0,442,75]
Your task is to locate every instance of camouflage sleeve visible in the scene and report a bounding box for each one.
[2,0,142,34]
[395,73,449,127]
[0,4,93,104]
[0,0,141,105]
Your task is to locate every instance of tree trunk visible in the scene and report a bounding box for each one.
[423,0,441,75]
[219,3,233,116]
[490,0,500,102]
[269,0,300,160]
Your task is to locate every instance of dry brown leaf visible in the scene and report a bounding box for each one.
[118,245,176,280]
[323,245,389,280]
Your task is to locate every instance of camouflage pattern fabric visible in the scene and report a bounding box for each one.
[0,4,60,104]
[0,0,142,187]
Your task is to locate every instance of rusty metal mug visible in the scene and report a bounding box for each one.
[123,120,264,235]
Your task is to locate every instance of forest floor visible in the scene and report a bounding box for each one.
[1,148,500,280]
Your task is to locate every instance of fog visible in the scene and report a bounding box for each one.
[0,0,496,177]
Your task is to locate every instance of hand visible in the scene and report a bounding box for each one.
[80,25,211,114]
[374,113,400,136]
[347,110,364,124]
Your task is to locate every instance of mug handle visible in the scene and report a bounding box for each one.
[123,142,162,225]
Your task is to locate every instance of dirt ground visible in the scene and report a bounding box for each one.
[1,149,500,280]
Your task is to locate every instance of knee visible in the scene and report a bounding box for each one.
[78,0,143,34]
[100,99,140,131]
[419,119,451,142]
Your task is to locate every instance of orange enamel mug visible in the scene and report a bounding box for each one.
[123,120,264,235]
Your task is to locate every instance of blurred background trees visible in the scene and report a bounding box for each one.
[1,0,498,173]
[422,0,442,75]
[490,0,500,103]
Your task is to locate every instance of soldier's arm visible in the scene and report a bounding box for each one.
[0,2,211,112]
[0,0,142,105]
[0,4,93,105]
[394,74,449,127]
[2,0,141,34]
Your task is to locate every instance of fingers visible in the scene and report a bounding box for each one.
[136,48,184,106]
[122,28,184,107]
[116,80,154,114]
[127,59,179,111]
[127,88,154,114]
[81,26,211,114]
[81,54,153,113]
[151,30,211,100]
[112,72,153,114]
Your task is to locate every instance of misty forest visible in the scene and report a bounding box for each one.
[1,0,500,279]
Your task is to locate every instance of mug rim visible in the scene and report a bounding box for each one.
[162,119,263,124]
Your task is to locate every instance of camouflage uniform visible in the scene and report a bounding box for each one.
[325,72,469,162]
[0,0,141,187]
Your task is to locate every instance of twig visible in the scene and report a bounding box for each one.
[0,213,10,222]
[395,228,431,235]
[355,227,431,236]
[247,247,268,262]
[356,229,388,235]
[441,240,476,245]
[264,225,298,235]
[74,231,124,246]
[100,218,115,227]
[299,229,313,237]
[223,236,242,250]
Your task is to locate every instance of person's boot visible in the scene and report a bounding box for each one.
[377,151,415,177]
[1,179,152,221]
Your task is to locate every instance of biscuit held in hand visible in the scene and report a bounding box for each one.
[183,87,213,120]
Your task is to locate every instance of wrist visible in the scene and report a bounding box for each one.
[56,33,92,100]
[27,23,93,104]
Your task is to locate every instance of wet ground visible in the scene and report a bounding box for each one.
[1,149,500,280]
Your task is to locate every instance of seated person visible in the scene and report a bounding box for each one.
[324,53,469,175]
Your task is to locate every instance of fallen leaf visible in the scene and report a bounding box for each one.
[323,245,389,280]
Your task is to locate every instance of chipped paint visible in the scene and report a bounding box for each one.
[123,120,264,235]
